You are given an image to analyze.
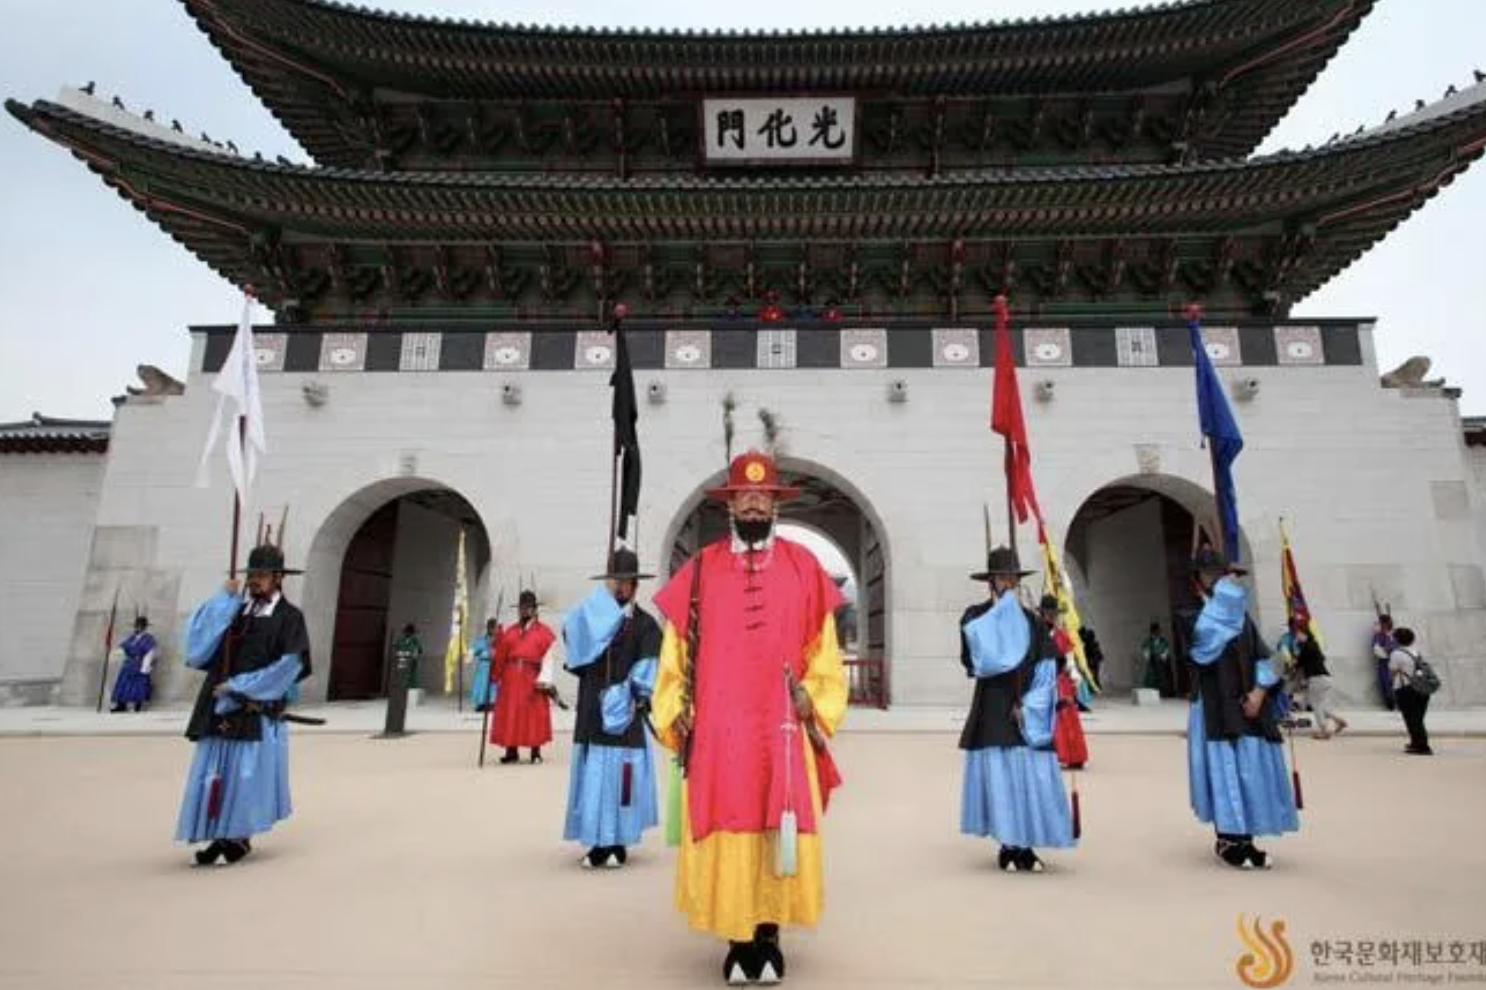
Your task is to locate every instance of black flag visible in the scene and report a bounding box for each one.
[610,320,640,541]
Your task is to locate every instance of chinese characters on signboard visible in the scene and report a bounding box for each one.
[700,97,857,165]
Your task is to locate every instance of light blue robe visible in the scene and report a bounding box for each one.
[175,591,302,843]
[469,634,497,709]
[561,587,659,849]
[960,593,1075,850]
[1185,579,1300,837]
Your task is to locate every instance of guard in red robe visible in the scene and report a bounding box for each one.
[490,590,557,764]
[651,450,848,985]
[1041,596,1089,770]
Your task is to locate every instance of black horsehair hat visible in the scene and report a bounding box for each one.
[245,543,302,575]
[590,547,655,582]
[970,545,1036,582]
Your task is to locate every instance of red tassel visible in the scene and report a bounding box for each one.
[206,775,223,820]
[1292,770,1305,811]
[1071,788,1083,840]
[621,762,633,808]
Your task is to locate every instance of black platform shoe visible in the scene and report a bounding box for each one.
[221,839,252,864]
[193,840,227,866]
[997,846,1020,873]
[530,749,543,765]
[1241,842,1271,870]
[1215,837,1250,869]
[1017,849,1046,874]
[579,847,611,869]
[499,749,520,764]
[609,846,628,867]
[723,941,759,985]
[753,925,784,984]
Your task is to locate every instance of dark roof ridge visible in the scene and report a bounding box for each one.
[13,85,1486,194]
[181,0,1253,42]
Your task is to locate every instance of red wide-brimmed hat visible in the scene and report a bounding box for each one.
[705,450,801,502]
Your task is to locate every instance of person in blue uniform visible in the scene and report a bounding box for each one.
[175,544,311,866]
[470,618,499,712]
[1178,546,1299,869]
[110,616,158,713]
[561,548,662,869]
[958,546,1075,874]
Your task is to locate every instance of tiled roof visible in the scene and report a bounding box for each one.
[180,0,1374,166]
[0,413,111,454]
[9,83,1484,315]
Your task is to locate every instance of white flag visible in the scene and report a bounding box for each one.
[196,294,266,504]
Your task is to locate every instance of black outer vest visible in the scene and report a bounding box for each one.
[958,600,1052,751]
[185,599,311,742]
[570,604,662,749]
[1175,606,1281,744]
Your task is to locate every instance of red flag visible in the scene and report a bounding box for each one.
[1279,518,1321,645]
[991,296,1041,525]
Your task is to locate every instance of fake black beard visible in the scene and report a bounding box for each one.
[733,517,774,546]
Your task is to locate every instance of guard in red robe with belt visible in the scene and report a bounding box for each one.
[490,590,557,764]
[651,450,848,985]
[1041,595,1089,770]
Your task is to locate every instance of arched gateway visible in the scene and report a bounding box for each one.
[1063,474,1254,694]
[302,478,492,702]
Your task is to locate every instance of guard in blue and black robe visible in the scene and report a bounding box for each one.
[959,546,1075,874]
[561,548,661,869]
[110,616,158,712]
[175,544,311,866]
[1178,547,1299,870]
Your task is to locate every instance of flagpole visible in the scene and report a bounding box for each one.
[605,302,630,572]
[95,585,122,713]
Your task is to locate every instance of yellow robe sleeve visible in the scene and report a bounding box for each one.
[801,613,848,738]
[650,622,689,753]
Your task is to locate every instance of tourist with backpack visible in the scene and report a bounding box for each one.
[1388,627,1439,755]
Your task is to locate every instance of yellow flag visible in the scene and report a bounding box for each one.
[1040,527,1099,692]
[442,528,468,693]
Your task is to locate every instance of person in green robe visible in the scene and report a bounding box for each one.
[1141,622,1172,695]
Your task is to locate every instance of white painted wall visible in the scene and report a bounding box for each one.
[14,324,1485,708]
[0,452,104,701]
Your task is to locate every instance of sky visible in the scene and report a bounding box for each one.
[1,0,1483,423]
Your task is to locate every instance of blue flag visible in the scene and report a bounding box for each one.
[1187,314,1243,561]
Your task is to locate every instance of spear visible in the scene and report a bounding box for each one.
[95,585,122,713]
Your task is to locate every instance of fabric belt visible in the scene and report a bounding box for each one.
[507,658,542,671]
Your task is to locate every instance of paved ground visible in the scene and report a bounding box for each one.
[2,710,1484,989]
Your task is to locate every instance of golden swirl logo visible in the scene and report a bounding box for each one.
[744,461,767,483]
[1235,914,1294,988]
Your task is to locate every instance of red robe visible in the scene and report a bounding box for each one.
[653,539,843,842]
[1054,666,1089,769]
[490,620,556,748]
